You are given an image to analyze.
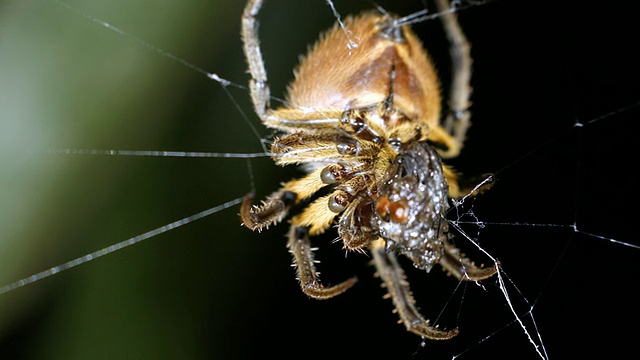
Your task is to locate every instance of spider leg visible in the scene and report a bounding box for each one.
[371,239,459,340]
[338,196,377,251]
[291,194,339,235]
[443,164,462,198]
[427,125,463,159]
[271,131,356,166]
[263,108,342,133]
[439,243,499,281]
[240,190,296,231]
[444,166,495,199]
[291,172,376,237]
[242,0,271,120]
[240,167,334,231]
[288,225,357,299]
[435,0,473,158]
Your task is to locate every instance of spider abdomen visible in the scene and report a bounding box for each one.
[285,12,442,132]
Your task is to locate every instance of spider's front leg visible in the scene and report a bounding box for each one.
[240,165,332,231]
[371,239,459,340]
[240,190,297,231]
[242,0,271,120]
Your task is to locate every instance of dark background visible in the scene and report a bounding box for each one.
[1,0,638,359]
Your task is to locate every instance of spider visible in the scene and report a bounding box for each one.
[240,0,498,339]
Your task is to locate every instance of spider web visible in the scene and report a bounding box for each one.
[0,0,638,359]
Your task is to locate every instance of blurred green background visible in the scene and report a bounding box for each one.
[1,1,639,359]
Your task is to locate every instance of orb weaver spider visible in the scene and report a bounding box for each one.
[240,0,498,339]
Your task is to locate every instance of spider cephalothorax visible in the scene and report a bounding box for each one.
[240,0,498,339]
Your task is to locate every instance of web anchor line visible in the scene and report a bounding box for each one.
[0,196,244,295]
[43,148,271,159]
